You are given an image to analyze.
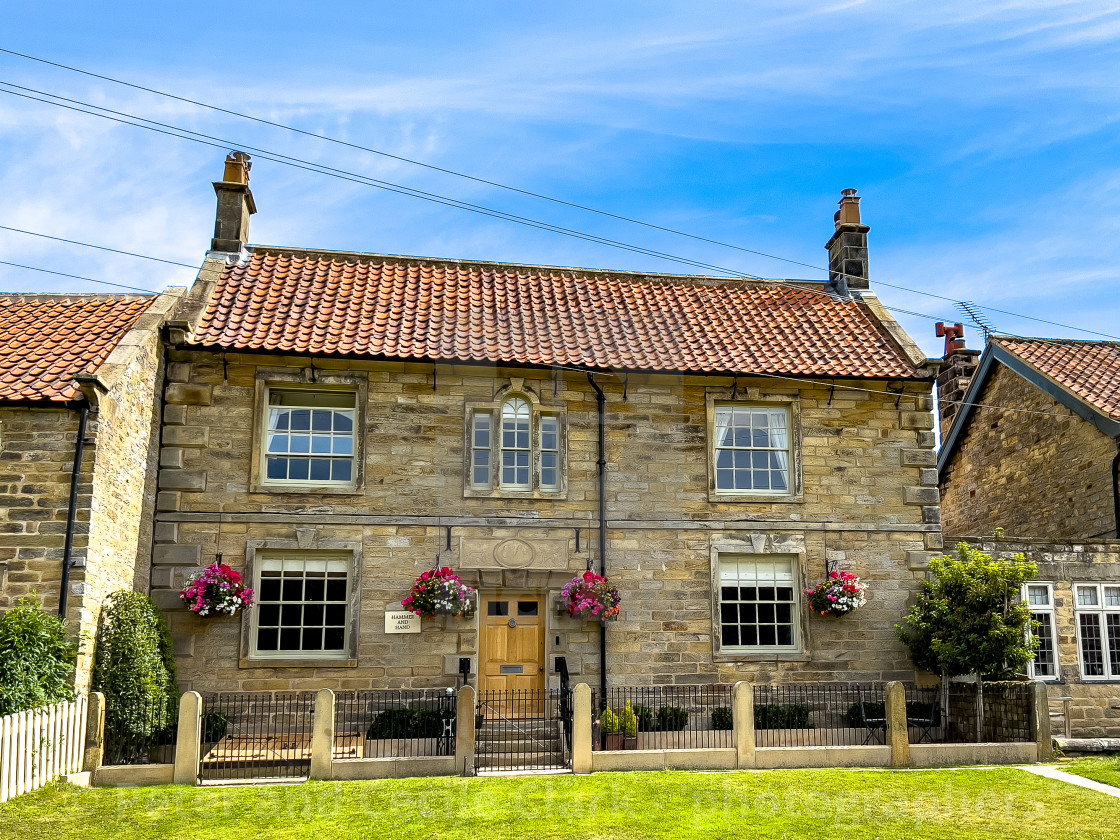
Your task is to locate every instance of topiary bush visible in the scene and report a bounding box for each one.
[92,591,178,765]
[0,597,77,716]
[633,704,657,732]
[711,706,733,731]
[656,705,689,732]
[365,707,455,739]
[754,703,812,729]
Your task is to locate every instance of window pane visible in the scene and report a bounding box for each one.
[541,468,557,488]
[257,628,278,651]
[334,412,353,433]
[517,601,539,616]
[302,628,323,651]
[1106,587,1120,607]
[1078,586,1099,606]
[488,601,509,616]
[309,459,331,481]
[290,410,311,431]
[331,460,352,482]
[1081,614,1105,676]
[266,458,287,480]
[1032,612,1056,677]
[1027,585,1050,606]
[258,604,280,626]
[279,628,301,650]
[324,627,345,650]
[1107,614,1120,678]
[718,556,796,651]
[326,579,347,601]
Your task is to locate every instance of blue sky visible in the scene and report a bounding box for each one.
[2,1,1119,358]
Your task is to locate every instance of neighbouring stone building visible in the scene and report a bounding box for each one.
[0,290,182,689]
[937,332,1120,736]
[150,154,945,695]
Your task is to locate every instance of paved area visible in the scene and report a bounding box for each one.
[1020,765,1120,799]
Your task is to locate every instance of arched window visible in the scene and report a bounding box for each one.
[467,391,564,495]
[501,398,532,488]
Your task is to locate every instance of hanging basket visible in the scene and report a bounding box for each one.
[806,571,866,617]
[180,562,255,618]
[402,567,476,619]
[561,571,621,622]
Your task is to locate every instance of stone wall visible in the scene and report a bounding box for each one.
[940,362,1117,541]
[0,290,179,691]
[948,536,1120,738]
[0,407,88,615]
[154,350,941,692]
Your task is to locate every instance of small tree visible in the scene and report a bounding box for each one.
[0,598,77,716]
[896,542,1038,740]
[92,591,178,764]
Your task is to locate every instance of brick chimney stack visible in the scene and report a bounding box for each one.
[825,188,870,293]
[935,322,982,437]
[211,151,257,253]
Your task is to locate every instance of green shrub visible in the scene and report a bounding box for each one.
[656,705,689,732]
[711,706,733,731]
[202,710,229,743]
[600,706,620,735]
[366,708,455,739]
[633,704,657,732]
[0,598,77,716]
[620,701,638,738]
[91,591,178,764]
[754,703,812,729]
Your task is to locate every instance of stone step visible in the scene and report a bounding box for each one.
[476,740,562,754]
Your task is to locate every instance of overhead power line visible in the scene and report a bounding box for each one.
[1,47,1114,343]
[0,224,199,269]
[0,259,159,294]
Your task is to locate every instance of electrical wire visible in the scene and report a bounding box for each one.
[0,259,159,294]
[0,82,982,328]
[0,224,199,269]
[2,46,1115,342]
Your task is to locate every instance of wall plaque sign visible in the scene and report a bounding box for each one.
[385,611,421,634]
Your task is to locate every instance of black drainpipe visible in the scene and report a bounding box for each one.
[587,373,608,705]
[1112,443,1120,540]
[59,401,91,619]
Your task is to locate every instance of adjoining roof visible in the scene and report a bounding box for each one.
[188,248,927,379]
[0,294,157,402]
[937,337,1120,474]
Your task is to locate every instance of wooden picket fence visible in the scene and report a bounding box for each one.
[0,696,88,803]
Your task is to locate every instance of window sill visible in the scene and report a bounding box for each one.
[251,483,362,496]
[708,492,803,504]
[240,657,358,669]
[464,488,567,501]
[713,651,810,663]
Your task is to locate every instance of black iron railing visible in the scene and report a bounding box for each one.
[595,685,734,750]
[199,692,314,782]
[752,683,884,746]
[335,690,456,759]
[102,692,179,766]
[905,681,1033,744]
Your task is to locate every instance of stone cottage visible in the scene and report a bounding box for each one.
[0,290,181,689]
[937,331,1120,736]
[150,154,944,696]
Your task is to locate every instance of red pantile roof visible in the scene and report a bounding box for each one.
[997,338,1120,421]
[189,249,925,379]
[0,295,156,402]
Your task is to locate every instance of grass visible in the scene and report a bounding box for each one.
[1062,755,1120,789]
[3,768,1120,839]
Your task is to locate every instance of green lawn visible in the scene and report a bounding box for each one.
[1063,756,1120,789]
[3,768,1119,840]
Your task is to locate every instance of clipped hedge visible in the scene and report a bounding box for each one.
[711,706,733,731]
[754,703,812,729]
[365,707,455,739]
[92,591,178,764]
[0,598,77,716]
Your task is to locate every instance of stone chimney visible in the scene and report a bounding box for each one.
[211,151,257,253]
[935,322,982,437]
[825,189,870,295]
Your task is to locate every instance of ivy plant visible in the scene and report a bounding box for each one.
[0,597,77,716]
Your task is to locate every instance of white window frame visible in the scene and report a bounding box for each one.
[716,553,801,654]
[500,397,532,490]
[1023,582,1060,681]
[259,384,359,490]
[464,386,565,498]
[250,554,352,661]
[1074,582,1120,681]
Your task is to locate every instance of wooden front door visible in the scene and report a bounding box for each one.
[479,593,546,693]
